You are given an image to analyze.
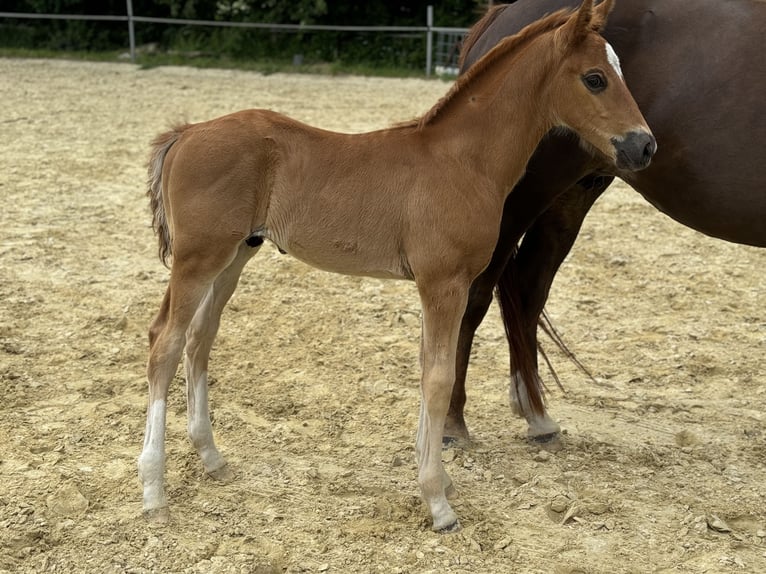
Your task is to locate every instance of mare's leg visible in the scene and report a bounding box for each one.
[445,275,499,442]
[184,243,257,480]
[416,277,469,532]
[138,243,243,522]
[445,187,554,442]
[504,177,612,437]
[448,173,611,442]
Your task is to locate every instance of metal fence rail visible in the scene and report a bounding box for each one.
[0,3,469,75]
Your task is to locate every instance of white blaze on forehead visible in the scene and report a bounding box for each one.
[605,42,624,79]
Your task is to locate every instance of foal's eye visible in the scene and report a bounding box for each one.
[582,72,607,93]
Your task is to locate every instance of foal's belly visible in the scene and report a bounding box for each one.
[262,222,412,280]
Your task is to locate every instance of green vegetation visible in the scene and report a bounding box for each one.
[0,46,435,78]
[1,1,484,76]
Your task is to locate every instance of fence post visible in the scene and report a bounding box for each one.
[126,0,136,63]
[425,5,433,76]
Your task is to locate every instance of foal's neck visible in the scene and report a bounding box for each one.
[420,36,558,199]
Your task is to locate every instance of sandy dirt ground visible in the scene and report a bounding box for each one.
[0,58,764,574]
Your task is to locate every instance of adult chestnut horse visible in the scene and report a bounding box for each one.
[445,0,766,443]
[139,0,654,532]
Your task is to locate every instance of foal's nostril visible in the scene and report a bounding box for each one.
[643,135,657,162]
[612,131,656,171]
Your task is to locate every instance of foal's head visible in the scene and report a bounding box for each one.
[548,0,656,170]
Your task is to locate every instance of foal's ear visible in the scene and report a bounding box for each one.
[591,0,615,32]
[557,0,596,47]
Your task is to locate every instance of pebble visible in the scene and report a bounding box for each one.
[493,537,512,551]
[707,515,732,533]
[550,495,570,513]
[588,502,609,515]
[46,483,89,517]
[533,450,551,462]
[674,429,699,448]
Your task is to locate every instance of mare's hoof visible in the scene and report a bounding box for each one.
[143,506,170,525]
[207,464,234,483]
[436,519,462,534]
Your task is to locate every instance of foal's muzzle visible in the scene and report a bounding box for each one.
[612,131,657,171]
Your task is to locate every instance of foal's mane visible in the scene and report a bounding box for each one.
[401,6,573,130]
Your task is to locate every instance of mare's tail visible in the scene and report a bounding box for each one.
[494,250,546,415]
[496,253,593,416]
[146,125,190,267]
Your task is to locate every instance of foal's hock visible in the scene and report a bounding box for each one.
[138,0,654,532]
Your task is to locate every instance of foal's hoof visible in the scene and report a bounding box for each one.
[442,436,460,448]
[143,506,170,525]
[529,431,560,445]
[442,434,471,449]
[206,463,234,483]
[435,519,462,534]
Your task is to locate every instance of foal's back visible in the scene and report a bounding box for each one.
[164,109,460,280]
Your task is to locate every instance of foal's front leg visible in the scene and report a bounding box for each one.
[416,278,469,532]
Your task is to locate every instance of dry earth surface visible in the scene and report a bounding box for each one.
[0,58,764,574]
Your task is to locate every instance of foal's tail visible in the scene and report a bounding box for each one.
[146,124,190,267]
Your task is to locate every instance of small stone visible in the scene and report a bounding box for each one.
[588,502,609,515]
[46,483,89,517]
[561,503,583,525]
[675,429,700,447]
[550,495,570,513]
[707,515,732,533]
[493,537,512,551]
[533,450,551,462]
[305,467,319,479]
[609,255,628,266]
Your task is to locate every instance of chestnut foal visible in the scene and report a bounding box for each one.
[139,0,654,531]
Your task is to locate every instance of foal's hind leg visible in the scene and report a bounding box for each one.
[184,244,256,480]
[138,246,242,521]
[139,270,215,521]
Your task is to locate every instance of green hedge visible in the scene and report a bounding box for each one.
[0,0,484,70]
